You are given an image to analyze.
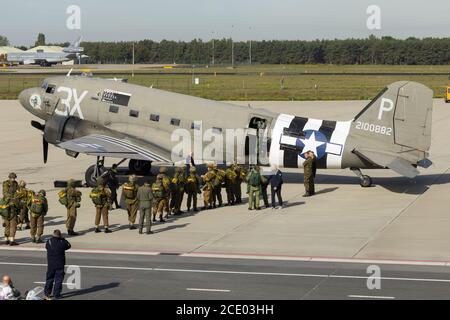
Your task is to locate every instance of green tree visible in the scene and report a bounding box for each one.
[35,33,46,47]
[0,35,9,46]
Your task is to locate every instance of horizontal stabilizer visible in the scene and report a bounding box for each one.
[354,148,420,178]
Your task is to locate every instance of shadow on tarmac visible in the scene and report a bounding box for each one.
[62,282,120,299]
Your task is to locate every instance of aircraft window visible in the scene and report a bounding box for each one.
[150,114,160,122]
[109,105,119,113]
[46,85,56,94]
[129,110,139,118]
[249,117,267,130]
[170,118,181,126]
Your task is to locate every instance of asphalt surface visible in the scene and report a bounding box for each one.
[2,249,450,300]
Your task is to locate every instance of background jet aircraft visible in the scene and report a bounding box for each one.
[7,36,85,67]
[18,75,433,187]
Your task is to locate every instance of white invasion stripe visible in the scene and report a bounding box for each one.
[269,114,295,168]
[280,135,297,146]
[187,288,231,293]
[86,135,153,161]
[2,261,450,284]
[348,295,395,300]
[326,120,352,169]
[94,134,169,162]
[297,118,323,168]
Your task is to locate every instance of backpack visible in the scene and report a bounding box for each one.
[90,187,106,206]
[152,181,165,198]
[58,189,68,206]
[30,195,45,215]
[0,198,10,219]
[248,171,261,187]
[122,183,136,200]
[226,169,237,182]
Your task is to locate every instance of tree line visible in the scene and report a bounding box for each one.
[2,34,450,65]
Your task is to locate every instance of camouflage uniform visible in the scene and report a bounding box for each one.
[91,181,112,233]
[212,164,225,208]
[2,196,19,245]
[170,167,186,215]
[185,167,201,212]
[158,167,172,217]
[233,165,246,204]
[152,174,169,222]
[122,175,138,228]
[66,179,82,235]
[202,164,216,210]
[16,181,31,230]
[29,190,48,243]
[2,173,19,198]
[224,165,237,205]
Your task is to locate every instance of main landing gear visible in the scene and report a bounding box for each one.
[351,167,373,188]
[85,157,152,188]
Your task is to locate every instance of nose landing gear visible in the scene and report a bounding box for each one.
[351,167,373,188]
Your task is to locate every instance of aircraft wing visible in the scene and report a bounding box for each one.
[58,134,172,163]
[353,148,420,178]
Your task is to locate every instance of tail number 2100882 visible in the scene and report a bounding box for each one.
[355,121,392,136]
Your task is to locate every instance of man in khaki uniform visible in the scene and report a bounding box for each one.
[303,151,317,197]
[224,165,237,206]
[201,164,216,210]
[158,167,172,217]
[185,166,201,212]
[66,179,82,236]
[152,174,168,223]
[212,163,224,208]
[91,179,112,234]
[29,190,48,243]
[1,195,19,246]
[246,166,262,211]
[233,165,245,204]
[122,175,139,230]
[16,180,31,230]
[2,173,19,197]
[137,181,153,234]
[171,166,186,216]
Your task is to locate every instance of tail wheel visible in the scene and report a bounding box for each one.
[128,160,152,175]
[360,175,372,188]
[85,165,106,188]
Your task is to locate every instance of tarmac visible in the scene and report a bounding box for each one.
[1,98,450,263]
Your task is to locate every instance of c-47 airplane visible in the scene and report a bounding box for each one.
[18,75,433,188]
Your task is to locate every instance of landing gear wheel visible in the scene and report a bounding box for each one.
[360,175,372,188]
[85,165,107,188]
[128,160,152,175]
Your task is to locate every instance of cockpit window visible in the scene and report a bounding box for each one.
[46,85,56,94]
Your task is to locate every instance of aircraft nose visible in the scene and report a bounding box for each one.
[19,88,46,119]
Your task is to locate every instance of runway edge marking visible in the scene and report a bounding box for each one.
[1,246,450,267]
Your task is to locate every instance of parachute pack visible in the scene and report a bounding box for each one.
[30,195,46,215]
[0,199,10,219]
[90,187,107,206]
[58,190,68,206]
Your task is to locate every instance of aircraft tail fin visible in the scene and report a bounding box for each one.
[353,81,433,152]
[63,36,84,54]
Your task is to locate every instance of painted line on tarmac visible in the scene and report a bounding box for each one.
[2,246,450,267]
[348,295,395,300]
[187,288,231,293]
[3,261,450,284]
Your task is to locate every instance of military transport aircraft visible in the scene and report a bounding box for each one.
[18,74,433,188]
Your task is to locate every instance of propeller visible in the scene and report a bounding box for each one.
[31,120,48,164]
[43,137,49,164]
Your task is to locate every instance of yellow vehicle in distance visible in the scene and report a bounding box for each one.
[446,86,450,103]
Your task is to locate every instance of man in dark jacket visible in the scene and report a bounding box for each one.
[44,229,71,300]
[270,167,284,209]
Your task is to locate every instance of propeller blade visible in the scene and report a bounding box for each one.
[31,120,45,131]
[43,137,49,164]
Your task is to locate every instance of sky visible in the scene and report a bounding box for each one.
[2,0,449,46]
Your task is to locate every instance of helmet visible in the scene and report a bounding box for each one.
[159,167,167,174]
[156,174,163,181]
[128,175,136,183]
[97,178,105,187]
[8,173,17,179]
[38,190,46,196]
[67,179,75,187]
